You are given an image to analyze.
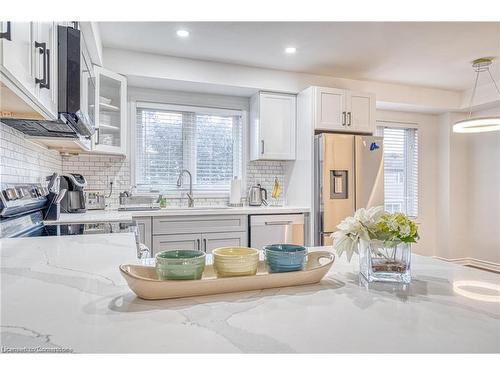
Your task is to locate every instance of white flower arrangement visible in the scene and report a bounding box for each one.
[331,206,419,262]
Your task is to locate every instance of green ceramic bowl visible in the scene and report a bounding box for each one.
[155,250,206,280]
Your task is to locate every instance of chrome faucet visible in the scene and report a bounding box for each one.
[176,169,194,207]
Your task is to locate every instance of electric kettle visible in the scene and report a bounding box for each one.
[248,184,268,206]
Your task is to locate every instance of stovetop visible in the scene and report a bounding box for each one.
[0,210,137,238]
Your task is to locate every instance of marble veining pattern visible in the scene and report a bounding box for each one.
[1,234,499,353]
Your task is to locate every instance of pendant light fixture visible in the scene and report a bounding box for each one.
[453,57,500,133]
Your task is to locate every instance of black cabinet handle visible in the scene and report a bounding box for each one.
[261,140,265,154]
[0,22,11,40]
[35,41,50,90]
[342,111,346,126]
[347,112,351,126]
[196,239,201,251]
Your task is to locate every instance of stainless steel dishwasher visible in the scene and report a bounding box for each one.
[249,214,305,250]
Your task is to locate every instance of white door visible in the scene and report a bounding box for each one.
[153,233,202,256]
[93,66,127,155]
[34,22,57,118]
[259,93,296,160]
[315,87,347,131]
[201,232,247,254]
[1,22,36,97]
[347,91,375,133]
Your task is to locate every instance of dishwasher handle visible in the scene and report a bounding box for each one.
[264,221,293,226]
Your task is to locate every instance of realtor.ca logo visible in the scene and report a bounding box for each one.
[369,142,380,151]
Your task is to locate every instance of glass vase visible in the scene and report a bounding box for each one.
[359,239,411,283]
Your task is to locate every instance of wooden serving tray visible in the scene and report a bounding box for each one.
[120,250,335,300]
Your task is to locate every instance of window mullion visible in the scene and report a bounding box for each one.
[182,112,197,187]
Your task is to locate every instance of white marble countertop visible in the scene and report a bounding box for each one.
[44,206,310,224]
[1,235,499,353]
[44,210,134,224]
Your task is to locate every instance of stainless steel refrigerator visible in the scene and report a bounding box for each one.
[314,133,384,246]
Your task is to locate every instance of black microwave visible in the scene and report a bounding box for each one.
[1,25,96,139]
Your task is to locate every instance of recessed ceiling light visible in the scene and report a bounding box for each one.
[285,47,297,54]
[176,29,189,38]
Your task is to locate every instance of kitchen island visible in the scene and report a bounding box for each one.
[1,234,499,353]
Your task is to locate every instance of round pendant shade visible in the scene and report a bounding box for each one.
[453,117,500,133]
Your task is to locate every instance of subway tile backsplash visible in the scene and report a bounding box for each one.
[61,154,130,207]
[246,160,287,206]
[1,124,289,206]
[0,124,62,185]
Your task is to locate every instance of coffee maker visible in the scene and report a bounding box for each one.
[60,174,87,213]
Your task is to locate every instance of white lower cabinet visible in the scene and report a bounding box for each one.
[153,232,247,255]
[153,233,201,255]
[134,216,152,251]
[150,215,248,255]
[201,232,247,254]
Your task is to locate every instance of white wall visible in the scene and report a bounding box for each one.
[103,48,462,113]
[433,109,500,266]
[464,107,500,264]
[376,110,439,257]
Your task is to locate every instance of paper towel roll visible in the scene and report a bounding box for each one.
[229,178,242,204]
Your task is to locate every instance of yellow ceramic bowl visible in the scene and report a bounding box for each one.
[212,247,260,278]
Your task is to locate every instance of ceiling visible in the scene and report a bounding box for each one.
[99,22,500,91]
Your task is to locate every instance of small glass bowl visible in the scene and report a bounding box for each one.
[264,244,308,273]
[155,250,206,280]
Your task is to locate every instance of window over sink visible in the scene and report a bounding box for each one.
[134,103,243,193]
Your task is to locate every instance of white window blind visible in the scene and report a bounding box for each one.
[377,123,419,217]
[135,104,242,192]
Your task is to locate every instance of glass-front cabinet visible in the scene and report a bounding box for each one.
[93,65,127,155]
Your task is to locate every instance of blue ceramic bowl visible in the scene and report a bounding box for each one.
[264,244,307,273]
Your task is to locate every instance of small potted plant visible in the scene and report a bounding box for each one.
[331,206,419,283]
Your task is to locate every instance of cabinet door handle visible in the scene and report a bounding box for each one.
[347,112,352,126]
[203,238,207,253]
[261,140,265,155]
[342,111,346,126]
[35,41,50,89]
[196,238,201,251]
[95,127,100,145]
[0,21,11,40]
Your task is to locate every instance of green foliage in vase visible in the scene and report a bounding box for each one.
[331,206,419,261]
[372,212,419,244]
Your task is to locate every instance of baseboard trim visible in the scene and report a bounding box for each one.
[433,256,500,273]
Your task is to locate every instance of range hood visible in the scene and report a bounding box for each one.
[1,26,95,140]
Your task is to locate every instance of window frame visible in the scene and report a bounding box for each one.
[130,101,247,197]
[376,120,420,219]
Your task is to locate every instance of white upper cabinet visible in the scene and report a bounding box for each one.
[1,21,58,119]
[315,87,345,130]
[34,22,58,118]
[313,87,375,133]
[93,66,127,155]
[250,92,296,161]
[1,22,37,103]
[347,91,376,133]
